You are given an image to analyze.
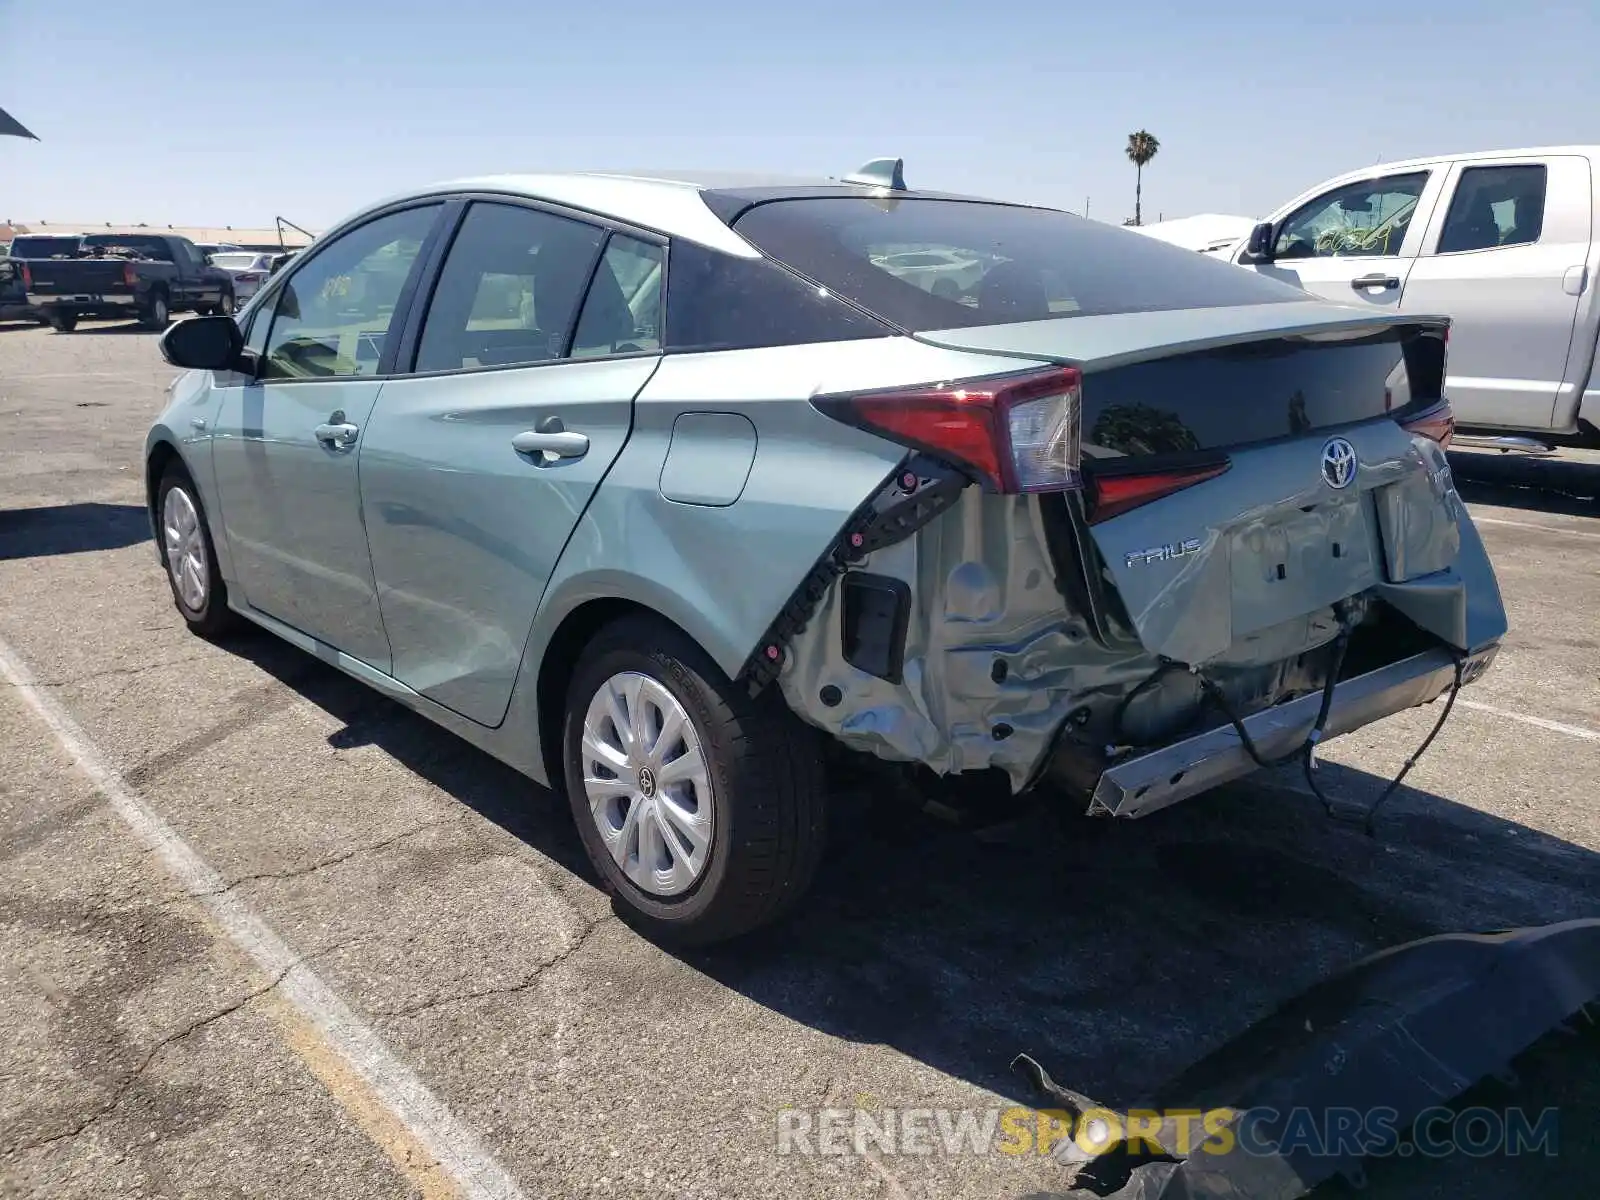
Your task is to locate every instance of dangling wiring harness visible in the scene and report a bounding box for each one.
[1111,600,1469,835]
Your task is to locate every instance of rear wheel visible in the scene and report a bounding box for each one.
[562,615,827,946]
[156,462,241,639]
[208,289,235,316]
[46,311,78,333]
[139,290,170,330]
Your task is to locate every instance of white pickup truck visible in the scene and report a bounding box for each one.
[1157,146,1600,452]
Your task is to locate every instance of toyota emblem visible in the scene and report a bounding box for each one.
[1320,437,1358,490]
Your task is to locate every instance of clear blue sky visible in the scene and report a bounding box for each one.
[3,0,1597,230]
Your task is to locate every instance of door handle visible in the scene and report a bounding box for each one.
[315,421,360,449]
[512,425,589,461]
[1351,273,1401,291]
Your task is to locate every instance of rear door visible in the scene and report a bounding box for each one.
[1241,169,1445,309]
[360,200,664,726]
[1399,155,1592,431]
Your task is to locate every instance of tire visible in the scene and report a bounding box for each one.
[208,290,235,316]
[139,290,170,330]
[562,615,827,946]
[155,462,242,639]
[46,311,78,333]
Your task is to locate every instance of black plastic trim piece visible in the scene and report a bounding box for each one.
[840,573,912,684]
[742,453,970,693]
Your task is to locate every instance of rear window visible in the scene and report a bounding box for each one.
[212,253,264,270]
[730,198,1307,331]
[10,236,83,259]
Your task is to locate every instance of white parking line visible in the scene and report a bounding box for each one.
[1458,699,1600,743]
[0,634,528,1200]
[1471,515,1600,540]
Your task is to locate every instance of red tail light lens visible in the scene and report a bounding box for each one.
[122,261,138,287]
[20,264,31,290]
[1400,399,1455,448]
[814,366,1083,493]
[1085,461,1231,524]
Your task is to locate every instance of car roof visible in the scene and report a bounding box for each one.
[332,170,1045,257]
[1320,144,1600,182]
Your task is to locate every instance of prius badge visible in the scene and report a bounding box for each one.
[1126,537,1202,568]
[1321,437,1358,490]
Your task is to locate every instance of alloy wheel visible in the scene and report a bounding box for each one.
[162,486,209,612]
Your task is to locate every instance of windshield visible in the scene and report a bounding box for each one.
[212,253,264,270]
[731,198,1307,330]
[10,236,84,259]
[82,234,173,261]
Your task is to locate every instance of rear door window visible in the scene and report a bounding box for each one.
[570,234,664,358]
[1435,165,1548,253]
[414,201,605,373]
[730,198,1305,331]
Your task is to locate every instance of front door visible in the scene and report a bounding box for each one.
[1399,156,1592,431]
[209,203,443,669]
[360,202,665,725]
[1242,169,1442,311]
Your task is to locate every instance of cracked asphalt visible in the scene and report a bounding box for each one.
[2,318,1598,1199]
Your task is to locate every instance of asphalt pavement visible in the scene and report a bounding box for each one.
[1,317,1597,1199]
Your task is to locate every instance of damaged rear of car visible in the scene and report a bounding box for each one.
[716,193,1506,823]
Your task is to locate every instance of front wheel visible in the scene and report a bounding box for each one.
[156,463,242,639]
[562,615,827,946]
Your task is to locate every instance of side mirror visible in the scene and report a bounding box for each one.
[160,315,244,371]
[1239,221,1275,264]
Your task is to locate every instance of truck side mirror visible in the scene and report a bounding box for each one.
[1240,222,1275,264]
[160,314,244,371]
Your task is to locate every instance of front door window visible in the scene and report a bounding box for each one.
[1274,173,1430,260]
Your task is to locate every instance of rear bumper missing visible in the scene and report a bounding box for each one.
[1089,644,1499,819]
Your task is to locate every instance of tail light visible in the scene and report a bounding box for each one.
[123,261,138,287]
[814,365,1083,493]
[1401,398,1455,448]
[1084,461,1231,524]
[20,264,31,290]
[237,272,262,283]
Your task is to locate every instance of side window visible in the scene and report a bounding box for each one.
[262,205,439,380]
[1273,172,1429,260]
[663,241,891,353]
[1435,165,1547,254]
[570,235,664,358]
[414,202,604,373]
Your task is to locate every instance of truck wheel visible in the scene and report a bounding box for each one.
[562,615,828,946]
[46,312,78,333]
[156,461,241,639]
[208,290,235,316]
[139,291,170,330]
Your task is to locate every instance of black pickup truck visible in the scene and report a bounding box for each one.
[17,233,236,332]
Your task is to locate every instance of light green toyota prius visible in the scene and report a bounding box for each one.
[147,161,1506,944]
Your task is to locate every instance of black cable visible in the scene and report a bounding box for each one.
[1196,624,1354,772]
[1110,601,1468,839]
[1349,653,1467,836]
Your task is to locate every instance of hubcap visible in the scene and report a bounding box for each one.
[580,671,713,897]
[162,486,209,612]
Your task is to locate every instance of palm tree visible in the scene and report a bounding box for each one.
[1125,130,1160,226]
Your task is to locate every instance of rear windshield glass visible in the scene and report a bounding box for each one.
[212,253,264,270]
[731,198,1307,330]
[10,236,83,259]
[82,234,173,261]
